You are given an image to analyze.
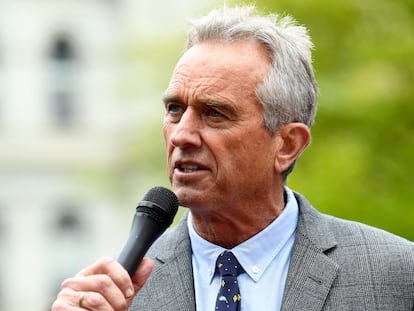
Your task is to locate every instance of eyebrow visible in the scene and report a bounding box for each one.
[199,97,237,115]
[162,93,183,105]
[162,93,237,116]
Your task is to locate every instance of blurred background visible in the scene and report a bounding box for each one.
[0,0,412,310]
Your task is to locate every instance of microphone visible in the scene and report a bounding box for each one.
[117,186,179,276]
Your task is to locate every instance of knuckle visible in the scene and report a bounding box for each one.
[95,274,113,290]
[98,256,116,266]
[60,277,77,289]
[117,298,128,310]
[86,292,110,309]
[77,257,116,277]
[56,288,74,299]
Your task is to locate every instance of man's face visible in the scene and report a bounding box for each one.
[162,39,278,212]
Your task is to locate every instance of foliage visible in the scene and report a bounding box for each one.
[230,0,414,239]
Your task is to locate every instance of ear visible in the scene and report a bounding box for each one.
[273,123,311,174]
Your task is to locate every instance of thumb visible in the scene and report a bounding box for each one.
[130,257,154,295]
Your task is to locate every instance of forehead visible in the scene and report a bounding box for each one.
[164,39,270,103]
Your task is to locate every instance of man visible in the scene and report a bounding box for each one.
[51,5,414,311]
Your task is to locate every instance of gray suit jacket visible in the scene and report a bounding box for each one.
[131,192,414,310]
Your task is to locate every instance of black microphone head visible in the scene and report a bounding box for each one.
[138,186,179,227]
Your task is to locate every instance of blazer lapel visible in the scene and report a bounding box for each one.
[132,213,196,311]
[281,193,339,311]
[156,215,196,311]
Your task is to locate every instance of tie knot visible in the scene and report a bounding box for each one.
[216,251,243,277]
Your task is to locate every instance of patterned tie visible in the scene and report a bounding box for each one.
[215,251,243,311]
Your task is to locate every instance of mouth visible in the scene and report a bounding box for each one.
[175,162,207,173]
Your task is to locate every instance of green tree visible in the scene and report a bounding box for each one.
[230,0,414,239]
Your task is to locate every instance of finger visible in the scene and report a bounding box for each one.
[52,288,82,310]
[52,288,113,311]
[61,275,128,311]
[77,257,134,299]
[131,257,154,293]
[75,291,114,311]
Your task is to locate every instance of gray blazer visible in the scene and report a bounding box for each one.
[131,192,414,310]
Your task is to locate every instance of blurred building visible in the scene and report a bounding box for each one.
[0,1,211,310]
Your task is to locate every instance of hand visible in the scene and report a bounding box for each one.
[51,256,154,311]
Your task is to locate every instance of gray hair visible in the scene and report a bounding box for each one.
[186,5,318,134]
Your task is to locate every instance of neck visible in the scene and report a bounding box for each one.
[190,193,285,248]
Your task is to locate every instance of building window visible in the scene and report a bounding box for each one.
[49,34,78,130]
[52,37,74,61]
[53,203,83,236]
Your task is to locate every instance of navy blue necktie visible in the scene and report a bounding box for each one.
[215,251,243,311]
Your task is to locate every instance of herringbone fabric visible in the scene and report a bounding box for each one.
[131,192,414,311]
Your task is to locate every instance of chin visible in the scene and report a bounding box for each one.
[173,189,191,207]
[172,187,206,209]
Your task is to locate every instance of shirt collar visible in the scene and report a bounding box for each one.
[188,187,299,283]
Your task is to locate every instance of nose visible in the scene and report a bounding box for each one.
[169,109,202,148]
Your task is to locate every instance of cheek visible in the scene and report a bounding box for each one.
[217,136,260,170]
[162,123,169,143]
[237,133,275,169]
[162,126,173,152]
[162,129,173,173]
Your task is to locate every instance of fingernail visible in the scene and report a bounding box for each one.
[125,286,134,298]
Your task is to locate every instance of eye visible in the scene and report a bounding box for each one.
[207,108,223,118]
[164,103,185,123]
[166,103,183,114]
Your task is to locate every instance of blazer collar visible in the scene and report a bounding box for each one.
[140,212,196,311]
[281,192,339,311]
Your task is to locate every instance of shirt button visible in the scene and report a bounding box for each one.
[251,266,260,274]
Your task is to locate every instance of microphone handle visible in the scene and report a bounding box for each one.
[117,212,164,277]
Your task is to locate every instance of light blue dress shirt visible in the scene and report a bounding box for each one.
[188,187,299,311]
